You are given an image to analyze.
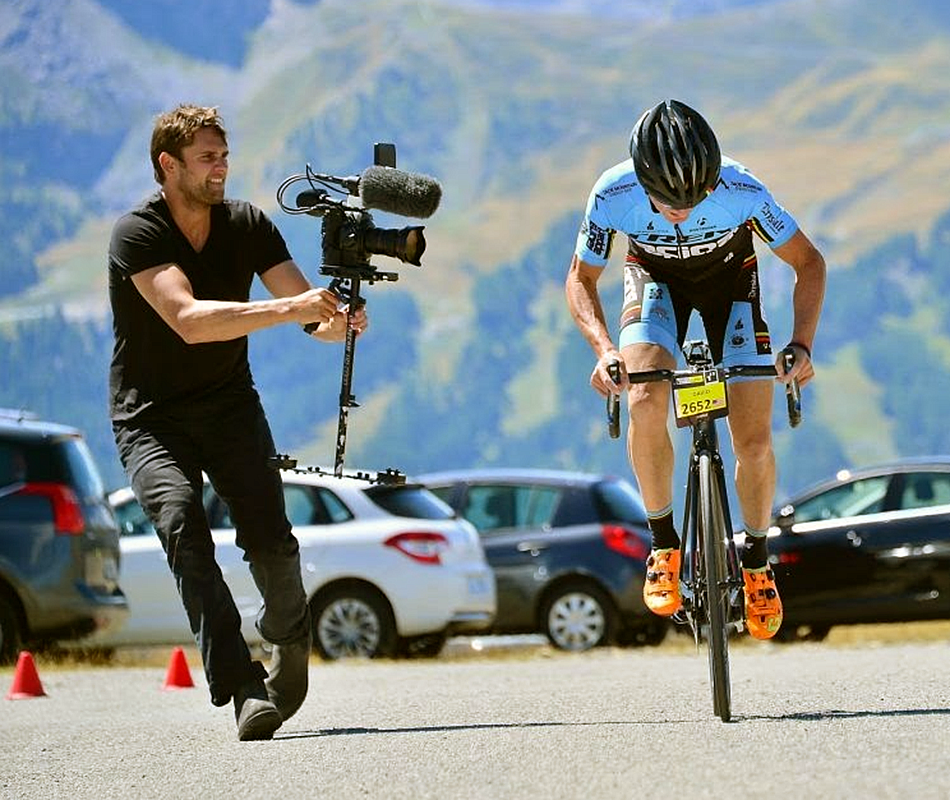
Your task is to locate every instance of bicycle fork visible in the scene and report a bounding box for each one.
[677,437,745,642]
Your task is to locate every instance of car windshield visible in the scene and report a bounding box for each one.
[593,479,648,524]
[365,485,455,520]
[0,435,103,500]
[1,439,64,485]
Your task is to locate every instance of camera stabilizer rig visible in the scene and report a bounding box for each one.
[275,143,442,484]
[268,453,406,486]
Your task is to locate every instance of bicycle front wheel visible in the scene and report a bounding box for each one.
[698,452,732,722]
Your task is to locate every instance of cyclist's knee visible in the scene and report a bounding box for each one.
[627,382,667,427]
[733,429,774,466]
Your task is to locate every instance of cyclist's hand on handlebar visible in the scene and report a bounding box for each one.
[776,343,814,387]
[591,352,626,398]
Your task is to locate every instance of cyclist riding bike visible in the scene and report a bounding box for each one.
[565,99,826,639]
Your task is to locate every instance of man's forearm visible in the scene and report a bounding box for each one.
[790,255,826,352]
[566,272,614,358]
[173,295,311,344]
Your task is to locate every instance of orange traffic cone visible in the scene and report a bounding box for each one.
[6,651,47,700]
[162,646,195,691]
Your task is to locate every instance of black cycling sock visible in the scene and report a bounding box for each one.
[742,526,769,570]
[647,506,679,551]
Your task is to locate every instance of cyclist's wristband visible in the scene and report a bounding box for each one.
[786,341,812,360]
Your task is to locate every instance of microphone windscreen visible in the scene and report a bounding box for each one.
[359,165,442,218]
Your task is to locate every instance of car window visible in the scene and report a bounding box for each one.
[899,472,950,510]
[2,439,63,484]
[791,476,890,523]
[526,487,560,526]
[312,487,354,524]
[216,484,355,528]
[1,436,104,500]
[462,484,560,532]
[116,486,212,537]
[283,484,318,526]
[592,479,648,525]
[364,485,454,521]
[115,498,156,537]
[427,485,453,504]
[0,442,27,487]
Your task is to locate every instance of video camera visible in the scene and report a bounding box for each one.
[276,144,442,480]
[277,142,442,283]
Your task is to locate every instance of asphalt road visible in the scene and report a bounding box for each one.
[2,636,949,800]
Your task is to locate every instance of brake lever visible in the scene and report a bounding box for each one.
[607,361,622,439]
[782,348,802,428]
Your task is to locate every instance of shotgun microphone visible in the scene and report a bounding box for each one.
[358,166,442,218]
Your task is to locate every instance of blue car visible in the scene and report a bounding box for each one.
[0,409,128,663]
[415,468,667,652]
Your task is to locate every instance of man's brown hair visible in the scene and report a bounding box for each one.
[150,104,227,185]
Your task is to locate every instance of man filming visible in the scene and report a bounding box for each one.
[108,104,367,740]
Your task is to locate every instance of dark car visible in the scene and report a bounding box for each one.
[415,468,667,651]
[0,409,128,663]
[765,457,950,642]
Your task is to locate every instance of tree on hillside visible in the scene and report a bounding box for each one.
[818,234,916,352]
[0,170,84,297]
[862,325,950,456]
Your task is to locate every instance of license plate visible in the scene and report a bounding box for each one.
[86,554,119,586]
[102,556,118,583]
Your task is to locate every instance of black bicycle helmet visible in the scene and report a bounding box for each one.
[629,100,721,209]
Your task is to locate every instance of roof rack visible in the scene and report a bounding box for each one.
[0,408,40,422]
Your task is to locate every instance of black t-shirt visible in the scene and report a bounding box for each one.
[108,192,292,421]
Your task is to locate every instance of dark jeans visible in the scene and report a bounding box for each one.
[113,390,310,706]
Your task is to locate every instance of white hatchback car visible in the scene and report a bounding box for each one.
[105,470,496,659]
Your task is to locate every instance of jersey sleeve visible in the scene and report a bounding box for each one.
[724,160,798,248]
[574,172,619,268]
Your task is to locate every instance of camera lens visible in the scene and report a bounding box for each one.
[362,225,426,266]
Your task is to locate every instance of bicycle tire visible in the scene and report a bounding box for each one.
[698,452,732,721]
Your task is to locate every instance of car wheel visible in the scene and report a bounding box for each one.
[309,585,397,661]
[541,581,616,652]
[0,594,23,666]
[396,632,448,659]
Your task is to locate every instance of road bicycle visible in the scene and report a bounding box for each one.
[607,340,801,721]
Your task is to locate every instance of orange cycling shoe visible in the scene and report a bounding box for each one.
[743,566,783,639]
[643,548,682,616]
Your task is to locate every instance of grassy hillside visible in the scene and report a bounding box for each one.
[13,0,950,307]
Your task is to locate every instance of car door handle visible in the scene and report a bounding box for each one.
[846,530,862,547]
[517,542,548,555]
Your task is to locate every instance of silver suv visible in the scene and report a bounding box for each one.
[0,409,128,663]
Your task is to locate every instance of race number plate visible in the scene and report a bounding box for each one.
[672,369,728,426]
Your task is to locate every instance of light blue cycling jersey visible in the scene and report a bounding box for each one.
[575,155,798,279]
